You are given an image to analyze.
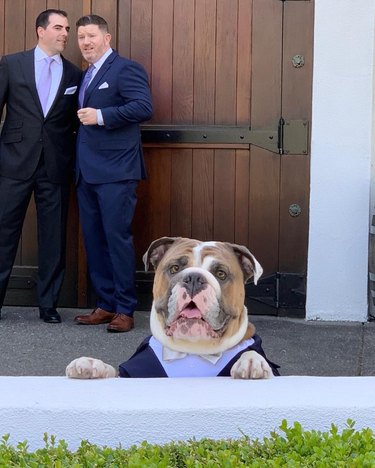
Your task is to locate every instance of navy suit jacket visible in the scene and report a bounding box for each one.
[0,48,81,183]
[76,51,153,184]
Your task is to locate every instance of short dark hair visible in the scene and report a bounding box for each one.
[35,9,68,32]
[76,15,109,33]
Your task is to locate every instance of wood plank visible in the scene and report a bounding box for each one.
[172,0,194,123]
[192,149,214,240]
[251,0,283,127]
[130,0,152,73]
[77,221,88,307]
[235,1,252,248]
[58,183,79,306]
[279,0,313,272]
[282,1,314,120]
[279,155,310,271]
[133,148,172,263]
[47,0,58,9]
[194,0,215,124]
[235,149,250,246]
[248,148,280,275]
[151,0,173,123]
[237,0,252,124]
[21,200,37,265]
[215,0,238,124]
[4,0,25,53]
[249,0,283,274]
[25,0,45,49]
[213,149,235,242]
[118,0,131,57]
[170,149,193,237]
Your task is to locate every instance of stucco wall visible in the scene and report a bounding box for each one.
[306,0,375,320]
[0,376,374,451]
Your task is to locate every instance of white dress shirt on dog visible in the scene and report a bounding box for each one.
[149,336,255,377]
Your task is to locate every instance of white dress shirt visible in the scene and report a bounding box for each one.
[87,48,113,126]
[34,46,63,116]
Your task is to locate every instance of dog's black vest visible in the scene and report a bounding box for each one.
[119,334,280,378]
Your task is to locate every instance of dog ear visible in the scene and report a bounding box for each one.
[229,243,263,285]
[143,237,180,271]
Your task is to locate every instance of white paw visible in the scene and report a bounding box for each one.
[65,357,117,379]
[230,351,273,379]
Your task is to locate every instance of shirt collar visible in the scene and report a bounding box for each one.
[91,48,113,71]
[35,45,62,65]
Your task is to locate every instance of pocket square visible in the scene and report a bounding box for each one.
[98,82,109,90]
[64,86,77,95]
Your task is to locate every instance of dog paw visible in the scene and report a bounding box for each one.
[230,351,273,379]
[65,357,117,379]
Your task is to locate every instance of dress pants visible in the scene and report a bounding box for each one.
[0,159,69,308]
[77,176,138,314]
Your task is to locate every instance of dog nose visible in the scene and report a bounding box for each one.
[183,272,207,296]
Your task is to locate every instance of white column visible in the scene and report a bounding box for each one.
[306,0,375,321]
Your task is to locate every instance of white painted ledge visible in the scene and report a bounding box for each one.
[1,376,374,451]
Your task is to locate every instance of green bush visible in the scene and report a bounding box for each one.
[0,419,374,467]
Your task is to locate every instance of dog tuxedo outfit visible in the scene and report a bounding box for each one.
[119,334,280,378]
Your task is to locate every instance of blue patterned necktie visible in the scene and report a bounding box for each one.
[79,65,94,108]
[37,56,54,115]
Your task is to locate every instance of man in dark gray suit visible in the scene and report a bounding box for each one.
[0,9,81,323]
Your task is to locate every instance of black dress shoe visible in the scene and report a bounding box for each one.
[39,307,61,323]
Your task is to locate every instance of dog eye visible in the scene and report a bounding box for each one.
[215,269,227,281]
[169,265,180,274]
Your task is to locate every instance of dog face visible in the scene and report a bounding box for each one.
[143,237,263,355]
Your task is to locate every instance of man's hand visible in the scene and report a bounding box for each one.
[77,107,98,125]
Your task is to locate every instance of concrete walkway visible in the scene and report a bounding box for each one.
[0,306,374,377]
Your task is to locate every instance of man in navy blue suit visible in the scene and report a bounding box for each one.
[73,15,153,332]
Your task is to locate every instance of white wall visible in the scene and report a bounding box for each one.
[306,1,375,321]
[1,376,374,451]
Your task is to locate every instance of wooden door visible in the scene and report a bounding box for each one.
[130,0,313,316]
[2,0,313,317]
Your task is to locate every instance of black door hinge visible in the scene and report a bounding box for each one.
[246,272,306,309]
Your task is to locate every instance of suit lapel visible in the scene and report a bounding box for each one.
[21,50,75,119]
[83,51,117,106]
[20,49,43,113]
[46,56,70,117]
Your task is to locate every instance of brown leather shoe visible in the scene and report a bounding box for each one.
[107,314,134,333]
[74,308,115,325]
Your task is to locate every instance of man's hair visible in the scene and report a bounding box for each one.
[35,9,68,32]
[76,15,109,33]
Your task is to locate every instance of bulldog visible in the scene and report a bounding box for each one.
[66,237,279,380]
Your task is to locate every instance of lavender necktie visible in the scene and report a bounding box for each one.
[37,56,54,115]
[79,65,94,108]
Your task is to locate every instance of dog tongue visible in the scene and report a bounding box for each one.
[179,307,202,319]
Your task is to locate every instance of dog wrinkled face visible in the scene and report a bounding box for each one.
[144,237,263,355]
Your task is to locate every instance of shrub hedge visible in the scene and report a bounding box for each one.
[0,419,374,467]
